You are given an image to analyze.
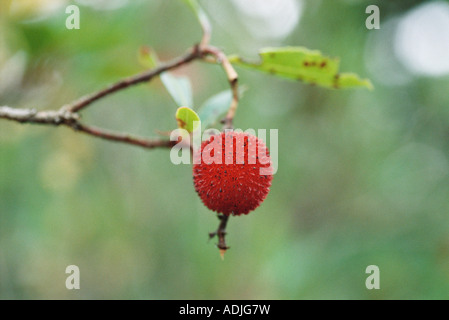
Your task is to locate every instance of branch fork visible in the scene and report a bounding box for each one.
[0,18,239,257]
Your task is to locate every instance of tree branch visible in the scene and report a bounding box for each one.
[0,43,239,155]
[0,106,79,124]
[1,13,243,256]
[0,106,174,150]
[67,45,202,113]
[73,123,175,149]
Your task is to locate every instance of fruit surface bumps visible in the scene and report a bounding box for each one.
[193,131,273,216]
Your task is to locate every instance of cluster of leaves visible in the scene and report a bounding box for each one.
[142,0,372,134]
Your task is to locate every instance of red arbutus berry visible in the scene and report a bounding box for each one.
[193,131,273,216]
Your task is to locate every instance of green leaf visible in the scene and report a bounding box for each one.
[160,73,193,107]
[334,73,373,89]
[197,87,246,129]
[228,47,373,90]
[181,0,211,36]
[176,106,201,133]
[138,46,193,107]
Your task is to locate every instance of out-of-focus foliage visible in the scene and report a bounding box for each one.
[139,46,193,108]
[181,0,211,39]
[198,89,237,129]
[1,0,449,300]
[197,86,246,129]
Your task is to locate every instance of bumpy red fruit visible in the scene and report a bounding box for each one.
[193,131,273,216]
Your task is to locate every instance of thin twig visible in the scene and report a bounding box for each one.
[199,14,212,49]
[209,214,230,258]
[73,123,175,149]
[202,46,239,130]
[67,45,202,113]
[0,106,173,150]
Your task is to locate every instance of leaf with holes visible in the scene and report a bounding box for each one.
[228,46,373,90]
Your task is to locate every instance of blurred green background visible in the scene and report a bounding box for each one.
[1,0,449,299]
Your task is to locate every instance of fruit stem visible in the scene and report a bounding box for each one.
[209,214,230,256]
